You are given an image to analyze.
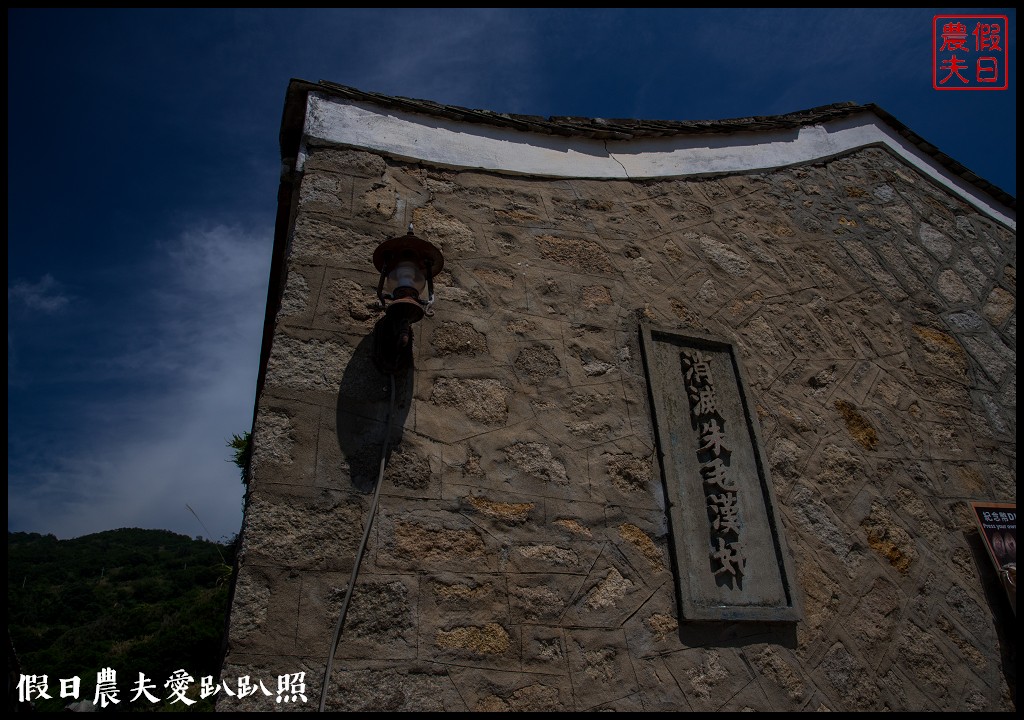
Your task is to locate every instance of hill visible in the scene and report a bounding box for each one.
[8,528,234,712]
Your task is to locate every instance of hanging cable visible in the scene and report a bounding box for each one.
[318,372,397,712]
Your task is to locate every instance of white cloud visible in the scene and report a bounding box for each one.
[8,224,272,541]
[8,274,71,312]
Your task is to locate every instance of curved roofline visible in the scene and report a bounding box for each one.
[284,79,1013,214]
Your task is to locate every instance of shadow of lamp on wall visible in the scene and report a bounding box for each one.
[320,226,446,711]
[371,224,445,375]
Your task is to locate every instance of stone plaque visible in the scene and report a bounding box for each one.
[640,325,800,623]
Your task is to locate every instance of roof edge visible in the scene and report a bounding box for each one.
[297,80,1013,210]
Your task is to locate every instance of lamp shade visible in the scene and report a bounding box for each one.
[372,232,444,280]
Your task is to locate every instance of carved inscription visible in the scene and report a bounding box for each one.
[683,350,746,587]
[641,325,801,623]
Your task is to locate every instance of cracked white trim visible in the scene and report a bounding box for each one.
[304,92,1015,229]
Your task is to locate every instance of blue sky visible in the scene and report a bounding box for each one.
[7,9,1016,542]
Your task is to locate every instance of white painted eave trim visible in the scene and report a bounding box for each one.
[302,92,1015,230]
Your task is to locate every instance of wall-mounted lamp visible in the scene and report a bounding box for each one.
[321,224,444,710]
[371,225,444,373]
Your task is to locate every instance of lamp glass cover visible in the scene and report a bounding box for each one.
[385,260,426,296]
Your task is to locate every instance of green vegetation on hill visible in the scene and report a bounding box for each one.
[8,529,235,712]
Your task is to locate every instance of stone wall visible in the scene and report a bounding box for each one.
[220,141,1016,711]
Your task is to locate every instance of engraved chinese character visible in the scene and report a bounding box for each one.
[688,385,718,417]
[701,457,736,491]
[711,537,747,578]
[709,492,741,533]
[698,418,728,457]
[683,351,714,388]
